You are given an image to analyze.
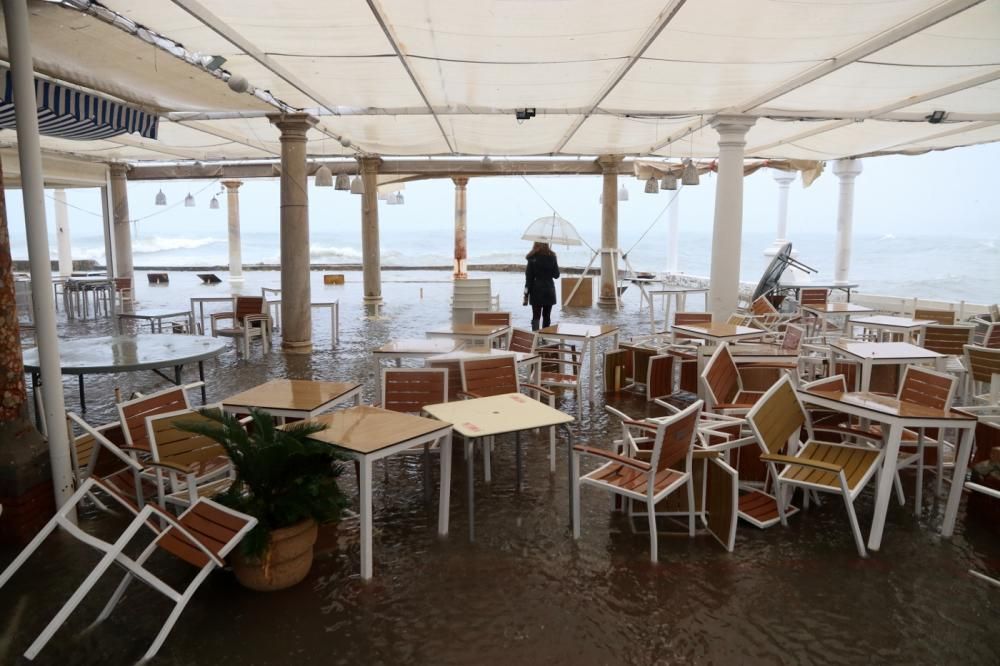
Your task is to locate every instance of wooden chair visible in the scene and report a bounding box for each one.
[733,323,807,383]
[745,375,883,556]
[964,344,1000,405]
[459,355,558,475]
[701,342,794,416]
[979,322,1000,348]
[923,324,975,356]
[571,401,704,561]
[964,481,1000,587]
[380,368,449,487]
[116,384,200,456]
[508,327,537,354]
[0,477,255,662]
[798,288,828,307]
[113,277,134,309]
[473,311,512,347]
[210,296,270,357]
[672,312,712,343]
[534,339,585,418]
[618,342,674,401]
[66,412,158,511]
[914,307,955,324]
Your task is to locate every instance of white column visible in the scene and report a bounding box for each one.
[764,170,796,258]
[54,188,72,276]
[453,177,468,279]
[833,159,863,285]
[269,113,317,353]
[222,180,243,281]
[360,156,383,305]
[108,163,133,281]
[707,115,756,321]
[598,155,622,307]
[2,0,74,508]
[666,189,680,274]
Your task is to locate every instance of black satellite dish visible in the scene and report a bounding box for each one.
[751,242,816,301]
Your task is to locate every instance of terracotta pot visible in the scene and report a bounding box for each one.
[231,519,317,591]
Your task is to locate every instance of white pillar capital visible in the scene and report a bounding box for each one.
[772,170,796,186]
[709,115,756,145]
[221,179,243,192]
[833,158,863,180]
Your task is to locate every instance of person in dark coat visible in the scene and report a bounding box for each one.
[524,241,560,331]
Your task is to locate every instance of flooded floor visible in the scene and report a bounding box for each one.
[2,269,999,665]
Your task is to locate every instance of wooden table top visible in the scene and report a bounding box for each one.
[672,323,764,339]
[801,388,976,422]
[423,393,574,438]
[538,323,619,338]
[222,379,361,411]
[851,315,935,329]
[830,340,942,360]
[374,338,463,354]
[303,406,452,454]
[426,324,509,337]
[430,349,539,363]
[803,302,874,314]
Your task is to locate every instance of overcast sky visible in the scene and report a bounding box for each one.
[5,141,998,250]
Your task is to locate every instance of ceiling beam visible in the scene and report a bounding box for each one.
[647,0,987,154]
[364,0,455,153]
[551,0,687,154]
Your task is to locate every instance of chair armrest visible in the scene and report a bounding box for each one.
[621,418,659,434]
[966,482,1000,500]
[146,460,191,474]
[760,453,843,473]
[210,311,234,334]
[573,445,651,471]
[521,383,555,397]
[693,450,721,460]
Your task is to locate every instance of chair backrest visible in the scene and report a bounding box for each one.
[235,296,265,320]
[726,313,747,326]
[426,359,464,401]
[922,324,974,355]
[460,355,519,398]
[781,324,805,353]
[648,400,703,473]
[674,312,712,326]
[382,368,448,413]
[896,366,956,410]
[65,415,130,479]
[914,308,955,324]
[473,311,511,327]
[964,344,1000,384]
[990,304,1000,322]
[114,277,132,290]
[751,296,778,319]
[801,374,848,393]
[145,408,229,467]
[157,499,256,568]
[701,342,740,408]
[508,328,537,354]
[746,375,806,456]
[620,343,656,384]
[117,386,192,452]
[799,288,828,307]
[983,322,1000,349]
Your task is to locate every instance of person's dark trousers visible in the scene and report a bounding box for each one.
[531,304,553,331]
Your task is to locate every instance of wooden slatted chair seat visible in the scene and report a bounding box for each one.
[779,441,880,491]
[154,500,249,568]
[579,453,685,495]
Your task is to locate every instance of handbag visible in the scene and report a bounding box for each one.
[522,287,529,307]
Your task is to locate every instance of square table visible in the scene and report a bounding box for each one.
[537,323,620,406]
[427,348,542,384]
[799,388,977,552]
[303,406,453,580]
[117,307,196,334]
[372,338,465,401]
[221,379,361,421]
[828,341,944,391]
[645,286,710,333]
[671,323,766,345]
[423,393,574,541]
[426,323,510,348]
[801,302,874,336]
[850,315,935,343]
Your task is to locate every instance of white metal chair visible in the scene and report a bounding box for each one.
[210,296,271,357]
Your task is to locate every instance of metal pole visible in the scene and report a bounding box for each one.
[3,0,75,508]
[101,181,120,335]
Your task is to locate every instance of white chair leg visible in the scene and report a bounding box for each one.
[549,426,556,474]
[141,567,213,662]
[0,518,59,589]
[90,538,160,629]
[893,471,906,506]
[935,441,945,497]
[571,453,581,539]
[775,480,788,528]
[647,497,658,562]
[686,476,696,537]
[843,492,867,558]
[915,436,925,515]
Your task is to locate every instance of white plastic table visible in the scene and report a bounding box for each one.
[850,315,935,343]
[827,341,945,391]
[117,308,195,334]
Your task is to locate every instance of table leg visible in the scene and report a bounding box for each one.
[198,362,207,403]
[174,365,182,387]
[359,457,373,580]
[941,427,975,538]
[79,374,86,411]
[588,338,596,405]
[860,360,873,392]
[31,373,41,430]
[467,438,475,542]
[564,424,575,527]
[438,432,452,536]
[867,422,903,552]
[515,431,522,491]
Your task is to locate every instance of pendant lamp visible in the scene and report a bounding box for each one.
[681,159,699,186]
[617,184,629,202]
[155,189,167,206]
[644,176,659,194]
[660,172,677,191]
[184,192,195,207]
[209,196,220,210]
[334,173,350,190]
[350,176,365,194]
[314,164,333,187]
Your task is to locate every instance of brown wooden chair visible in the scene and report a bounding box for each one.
[508,327,537,354]
[979,322,1000,349]
[473,311,512,347]
[700,342,794,416]
[210,296,271,357]
[914,308,955,324]
[798,288,828,307]
[964,344,1000,405]
[381,368,450,488]
[746,375,883,556]
[618,342,674,401]
[113,277,134,309]
[672,312,712,343]
[116,384,198,456]
[922,324,975,355]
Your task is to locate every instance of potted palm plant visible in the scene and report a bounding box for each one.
[179,408,348,591]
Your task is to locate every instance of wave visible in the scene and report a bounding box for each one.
[878,233,896,241]
[132,236,224,254]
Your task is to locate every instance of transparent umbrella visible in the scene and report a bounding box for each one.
[521,213,584,247]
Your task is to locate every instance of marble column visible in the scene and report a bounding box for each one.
[598,155,622,307]
[221,180,243,281]
[707,115,756,320]
[360,156,383,305]
[269,113,317,353]
[833,159,863,285]
[108,163,133,281]
[453,177,468,279]
[54,188,72,276]
[764,170,796,258]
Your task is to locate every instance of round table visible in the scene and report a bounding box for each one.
[22,334,228,411]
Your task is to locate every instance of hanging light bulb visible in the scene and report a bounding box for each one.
[681,159,700,186]
[209,195,220,210]
[644,176,659,194]
[314,164,333,187]
[661,171,677,191]
[349,175,365,194]
[617,183,629,202]
[334,172,350,190]
[155,189,167,206]
[184,192,195,207]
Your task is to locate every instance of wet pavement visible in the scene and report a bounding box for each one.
[2,269,998,665]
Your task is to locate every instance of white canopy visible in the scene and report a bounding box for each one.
[0,0,997,164]
[522,214,585,247]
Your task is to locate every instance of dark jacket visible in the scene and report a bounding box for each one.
[525,254,560,306]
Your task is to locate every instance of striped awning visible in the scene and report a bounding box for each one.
[0,67,158,141]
